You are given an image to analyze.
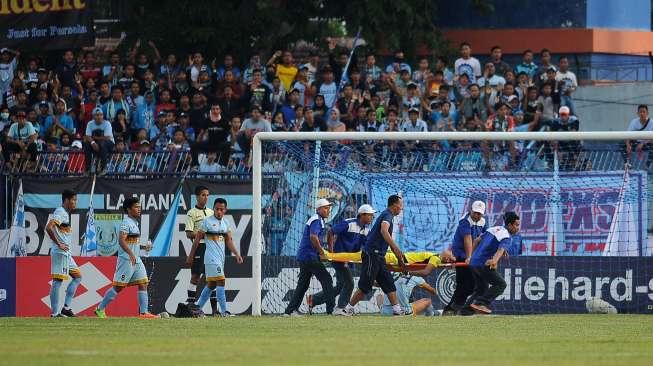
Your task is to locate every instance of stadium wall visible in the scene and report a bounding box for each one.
[1,256,652,316]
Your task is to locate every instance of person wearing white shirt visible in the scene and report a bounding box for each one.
[625,105,653,163]
[454,42,481,83]
[555,56,578,116]
[401,108,428,132]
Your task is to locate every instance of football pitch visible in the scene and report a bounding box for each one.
[1,315,651,366]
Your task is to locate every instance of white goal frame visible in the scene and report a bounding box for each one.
[250,131,653,316]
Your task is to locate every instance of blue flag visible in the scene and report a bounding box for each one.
[150,185,182,256]
[4,181,26,257]
[82,205,97,256]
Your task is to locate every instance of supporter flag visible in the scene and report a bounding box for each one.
[150,184,182,256]
[603,170,638,256]
[4,181,27,257]
[337,27,363,94]
[81,175,98,256]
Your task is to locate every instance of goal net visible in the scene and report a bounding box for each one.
[251,132,653,315]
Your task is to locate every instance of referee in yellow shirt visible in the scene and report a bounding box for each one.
[184,185,217,314]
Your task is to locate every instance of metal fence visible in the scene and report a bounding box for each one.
[1,142,649,178]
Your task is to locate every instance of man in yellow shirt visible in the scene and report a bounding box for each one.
[325,249,454,270]
[184,186,216,314]
[267,50,297,91]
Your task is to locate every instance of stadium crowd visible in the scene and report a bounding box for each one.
[0,38,612,174]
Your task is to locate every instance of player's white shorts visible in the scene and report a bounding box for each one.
[205,261,225,282]
[112,258,148,287]
[51,251,80,280]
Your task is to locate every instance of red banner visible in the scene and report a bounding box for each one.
[16,257,139,317]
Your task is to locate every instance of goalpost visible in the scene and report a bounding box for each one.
[251,131,653,316]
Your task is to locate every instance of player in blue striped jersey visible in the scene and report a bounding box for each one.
[189,198,243,316]
[45,189,81,317]
[95,197,157,318]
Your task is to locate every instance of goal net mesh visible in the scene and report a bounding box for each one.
[258,137,650,315]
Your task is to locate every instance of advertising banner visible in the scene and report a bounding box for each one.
[16,178,253,258]
[0,0,94,50]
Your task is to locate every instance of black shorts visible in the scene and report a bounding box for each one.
[357,251,396,295]
[191,243,206,276]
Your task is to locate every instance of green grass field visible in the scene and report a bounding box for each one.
[1,315,652,366]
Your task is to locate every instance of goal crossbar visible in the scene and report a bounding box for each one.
[250,131,653,316]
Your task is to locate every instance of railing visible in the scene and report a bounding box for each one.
[1,142,649,178]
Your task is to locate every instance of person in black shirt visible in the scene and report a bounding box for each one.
[299,108,327,132]
[191,103,230,168]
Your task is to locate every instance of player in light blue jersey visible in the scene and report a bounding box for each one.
[377,273,437,316]
[95,197,157,318]
[189,198,243,316]
[46,189,82,317]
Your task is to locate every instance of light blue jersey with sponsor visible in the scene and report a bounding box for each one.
[383,274,425,312]
[119,215,142,264]
[199,215,230,265]
[50,207,71,255]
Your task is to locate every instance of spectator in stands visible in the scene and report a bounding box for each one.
[543,106,581,169]
[44,99,75,139]
[4,110,38,164]
[132,90,155,137]
[199,151,221,173]
[156,89,176,116]
[537,82,557,124]
[483,103,517,169]
[327,39,348,83]
[300,108,327,132]
[79,51,101,82]
[402,108,428,132]
[556,56,578,116]
[625,104,652,161]
[477,62,506,91]
[312,94,328,119]
[514,49,537,81]
[171,70,191,100]
[271,111,287,132]
[326,108,346,132]
[130,128,148,150]
[358,109,379,132]
[59,132,72,150]
[149,111,173,151]
[238,106,272,154]
[0,48,20,105]
[84,107,115,171]
[55,50,79,88]
[385,50,412,75]
[302,52,320,85]
[336,84,357,130]
[111,109,129,142]
[216,54,241,81]
[215,69,243,100]
[280,88,300,124]
[0,107,11,132]
[460,84,487,127]
[103,85,129,122]
[534,49,554,87]
[192,102,230,168]
[398,82,421,120]
[176,112,195,142]
[244,68,271,112]
[290,105,304,131]
[363,53,382,82]
[431,101,458,132]
[25,109,41,136]
[167,129,190,151]
[160,53,180,88]
[189,91,208,132]
[269,77,286,113]
[187,52,210,83]
[267,50,297,92]
[489,45,510,77]
[521,86,541,131]
[455,42,481,83]
[317,66,337,109]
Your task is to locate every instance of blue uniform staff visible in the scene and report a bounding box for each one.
[444,200,487,315]
[284,199,335,316]
[342,195,407,316]
[308,204,376,315]
[467,211,521,315]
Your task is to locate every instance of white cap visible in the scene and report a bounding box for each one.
[71,140,82,149]
[357,204,376,215]
[316,198,333,209]
[471,201,486,214]
[558,106,570,115]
